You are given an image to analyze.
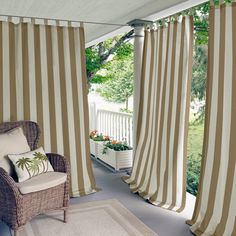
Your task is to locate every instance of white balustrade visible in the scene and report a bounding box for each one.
[88,102,133,147]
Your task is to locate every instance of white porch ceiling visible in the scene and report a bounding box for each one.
[0,0,207,47]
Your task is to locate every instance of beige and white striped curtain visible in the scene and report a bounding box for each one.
[0,19,97,197]
[187,2,236,235]
[125,16,193,211]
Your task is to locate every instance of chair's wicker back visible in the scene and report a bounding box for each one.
[0,121,40,150]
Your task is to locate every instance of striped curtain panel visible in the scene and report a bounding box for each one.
[124,16,193,212]
[187,2,236,235]
[0,20,97,197]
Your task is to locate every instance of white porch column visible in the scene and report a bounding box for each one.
[128,20,151,152]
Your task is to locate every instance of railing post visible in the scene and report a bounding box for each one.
[93,102,97,131]
[89,102,97,131]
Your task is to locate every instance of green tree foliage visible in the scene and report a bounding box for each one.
[193,2,210,46]
[86,31,134,82]
[192,45,208,101]
[86,47,101,79]
[97,52,134,110]
[186,3,209,196]
[191,2,209,103]
[191,44,208,124]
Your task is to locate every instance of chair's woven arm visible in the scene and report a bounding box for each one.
[0,167,22,228]
[0,167,21,199]
[46,153,70,174]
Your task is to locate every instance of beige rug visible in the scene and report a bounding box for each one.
[19,199,158,236]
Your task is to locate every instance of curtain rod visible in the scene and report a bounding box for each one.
[0,13,127,27]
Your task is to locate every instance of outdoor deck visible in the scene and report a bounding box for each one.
[0,159,196,236]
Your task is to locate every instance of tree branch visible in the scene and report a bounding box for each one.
[87,29,134,81]
[100,29,134,63]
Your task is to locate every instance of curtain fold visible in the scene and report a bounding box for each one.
[187,3,236,235]
[125,16,193,212]
[0,20,97,197]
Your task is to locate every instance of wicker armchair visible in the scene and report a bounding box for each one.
[0,121,70,236]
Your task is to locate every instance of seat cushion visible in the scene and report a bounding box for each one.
[16,172,67,194]
[0,127,30,175]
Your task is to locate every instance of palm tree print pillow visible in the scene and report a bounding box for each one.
[8,147,54,182]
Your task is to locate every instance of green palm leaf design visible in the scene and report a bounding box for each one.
[33,152,49,172]
[28,158,41,176]
[16,157,32,178]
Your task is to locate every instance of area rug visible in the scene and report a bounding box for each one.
[19,199,158,236]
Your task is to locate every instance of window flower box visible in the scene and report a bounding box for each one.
[97,141,133,171]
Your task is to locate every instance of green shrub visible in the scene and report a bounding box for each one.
[103,140,132,154]
[187,153,202,195]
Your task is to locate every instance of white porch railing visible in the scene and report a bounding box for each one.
[89,103,133,147]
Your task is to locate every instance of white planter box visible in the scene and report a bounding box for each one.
[97,143,133,171]
[90,140,106,158]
